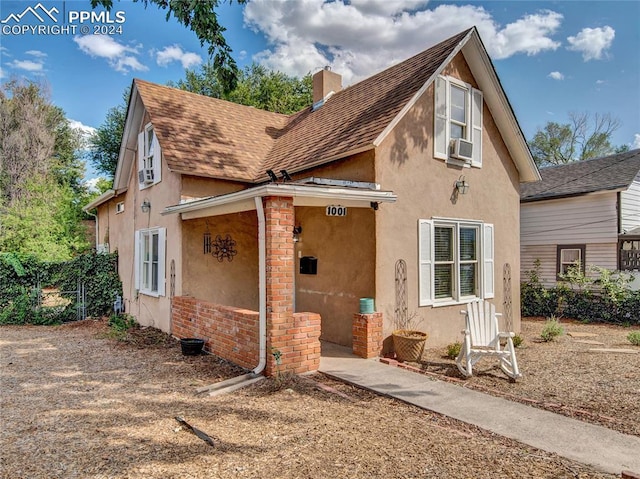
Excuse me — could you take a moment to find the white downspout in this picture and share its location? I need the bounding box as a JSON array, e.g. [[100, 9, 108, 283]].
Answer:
[[253, 196, 267, 375]]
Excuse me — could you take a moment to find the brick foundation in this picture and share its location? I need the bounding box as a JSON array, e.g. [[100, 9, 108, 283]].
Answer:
[[172, 296, 259, 370], [352, 312, 383, 358]]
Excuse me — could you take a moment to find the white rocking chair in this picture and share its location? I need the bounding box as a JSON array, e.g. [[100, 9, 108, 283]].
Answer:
[[456, 300, 521, 380]]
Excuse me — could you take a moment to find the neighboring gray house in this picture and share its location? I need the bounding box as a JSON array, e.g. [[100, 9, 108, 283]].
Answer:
[[520, 149, 640, 287]]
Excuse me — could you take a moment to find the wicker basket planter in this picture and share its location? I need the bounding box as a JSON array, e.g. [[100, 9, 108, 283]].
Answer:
[[392, 330, 428, 362]]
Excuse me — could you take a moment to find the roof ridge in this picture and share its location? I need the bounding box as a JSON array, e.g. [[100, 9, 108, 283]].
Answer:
[[134, 78, 290, 120], [539, 148, 640, 171]]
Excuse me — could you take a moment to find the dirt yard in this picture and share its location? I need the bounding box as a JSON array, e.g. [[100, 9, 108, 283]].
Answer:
[[418, 318, 640, 437], [0, 319, 635, 479]]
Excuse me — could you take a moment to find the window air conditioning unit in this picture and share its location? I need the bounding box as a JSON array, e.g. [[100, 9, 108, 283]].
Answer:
[[450, 138, 473, 163], [138, 168, 154, 184]]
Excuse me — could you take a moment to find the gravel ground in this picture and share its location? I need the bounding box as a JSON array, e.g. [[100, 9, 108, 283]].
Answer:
[[418, 318, 640, 437], [0, 319, 630, 479]]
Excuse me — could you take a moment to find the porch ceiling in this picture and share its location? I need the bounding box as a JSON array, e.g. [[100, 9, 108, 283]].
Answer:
[[161, 183, 397, 220]]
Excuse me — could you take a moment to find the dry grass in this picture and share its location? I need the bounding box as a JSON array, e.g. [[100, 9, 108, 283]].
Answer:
[[0, 318, 629, 478], [418, 318, 640, 437]]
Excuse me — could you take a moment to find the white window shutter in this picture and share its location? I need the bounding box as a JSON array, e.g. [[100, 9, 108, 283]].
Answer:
[[483, 223, 494, 299], [134, 230, 141, 291], [137, 131, 145, 188], [419, 220, 434, 306], [152, 131, 161, 184], [471, 88, 483, 167], [157, 228, 166, 297], [434, 76, 448, 160]]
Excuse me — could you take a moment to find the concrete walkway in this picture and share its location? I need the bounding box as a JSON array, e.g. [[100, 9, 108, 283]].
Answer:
[[319, 344, 640, 475]]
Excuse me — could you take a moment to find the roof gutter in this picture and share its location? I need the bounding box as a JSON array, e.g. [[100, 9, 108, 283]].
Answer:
[[161, 183, 397, 218], [83, 189, 116, 212]]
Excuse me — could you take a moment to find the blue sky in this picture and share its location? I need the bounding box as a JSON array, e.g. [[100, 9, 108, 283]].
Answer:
[[1, 0, 639, 183]]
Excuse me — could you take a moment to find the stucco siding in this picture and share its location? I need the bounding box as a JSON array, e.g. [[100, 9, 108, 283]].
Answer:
[[182, 213, 259, 310], [96, 124, 183, 333], [294, 206, 375, 346], [521, 193, 618, 246], [374, 52, 522, 347], [621, 179, 640, 232]]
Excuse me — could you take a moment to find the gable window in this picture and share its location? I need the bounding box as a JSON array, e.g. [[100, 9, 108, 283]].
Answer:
[[434, 75, 483, 167], [135, 227, 166, 296], [419, 219, 494, 306], [556, 244, 586, 279], [138, 123, 161, 189]]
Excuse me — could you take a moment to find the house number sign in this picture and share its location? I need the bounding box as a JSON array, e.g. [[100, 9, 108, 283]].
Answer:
[[326, 205, 347, 217]]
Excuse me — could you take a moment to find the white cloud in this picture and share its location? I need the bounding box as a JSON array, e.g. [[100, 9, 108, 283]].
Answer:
[[68, 119, 96, 136], [7, 59, 44, 72], [69, 119, 96, 150], [548, 71, 564, 80], [0, 66, 5, 79], [25, 50, 47, 58], [567, 26, 615, 61], [595, 79, 605, 85], [73, 35, 147, 73], [84, 177, 102, 192], [633, 134, 640, 150], [156, 45, 202, 69], [244, 1, 563, 85]]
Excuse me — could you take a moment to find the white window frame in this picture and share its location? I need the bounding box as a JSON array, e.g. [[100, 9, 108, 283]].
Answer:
[[419, 219, 494, 307], [115, 201, 124, 214], [434, 75, 483, 168], [137, 122, 161, 190], [134, 227, 166, 297]]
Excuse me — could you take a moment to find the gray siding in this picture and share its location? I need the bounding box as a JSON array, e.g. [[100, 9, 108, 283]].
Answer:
[[621, 179, 640, 232], [521, 193, 617, 246], [520, 243, 617, 287]]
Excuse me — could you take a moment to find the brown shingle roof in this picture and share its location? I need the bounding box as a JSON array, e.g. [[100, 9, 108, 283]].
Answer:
[[135, 79, 288, 182], [135, 29, 470, 183], [520, 149, 640, 202], [262, 29, 470, 178]]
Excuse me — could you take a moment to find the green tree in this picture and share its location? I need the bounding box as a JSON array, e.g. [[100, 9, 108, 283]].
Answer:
[[91, 0, 246, 92], [172, 62, 313, 114], [88, 87, 129, 179], [0, 80, 90, 260], [529, 112, 622, 167]]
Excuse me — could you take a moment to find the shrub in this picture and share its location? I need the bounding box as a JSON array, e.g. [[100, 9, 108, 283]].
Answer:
[[540, 316, 564, 342], [628, 331, 640, 346], [522, 261, 640, 326], [105, 313, 138, 340], [446, 342, 462, 359], [512, 335, 523, 348], [0, 252, 122, 325]]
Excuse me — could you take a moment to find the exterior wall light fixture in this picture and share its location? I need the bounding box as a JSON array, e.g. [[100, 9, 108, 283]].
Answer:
[[293, 226, 302, 243], [141, 199, 151, 213], [455, 176, 470, 195]]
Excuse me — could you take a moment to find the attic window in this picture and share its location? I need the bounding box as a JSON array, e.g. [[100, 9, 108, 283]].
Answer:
[[138, 122, 162, 189], [434, 75, 483, 168]]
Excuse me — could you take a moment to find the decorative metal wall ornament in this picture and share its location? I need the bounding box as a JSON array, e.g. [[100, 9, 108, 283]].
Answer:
[[203, 222, 211, 254], [503, 263, 513, 332], [212, 234, 237, 262], [395, 259, 408, 328], [170, 259, 176, 299]]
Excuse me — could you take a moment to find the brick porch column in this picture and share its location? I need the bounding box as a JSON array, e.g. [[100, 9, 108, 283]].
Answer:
[[352, 312, 383, 358], [263, 196, 320, 376]]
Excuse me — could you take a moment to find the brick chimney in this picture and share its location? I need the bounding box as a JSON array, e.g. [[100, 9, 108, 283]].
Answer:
[[312, 66, 342, 105]]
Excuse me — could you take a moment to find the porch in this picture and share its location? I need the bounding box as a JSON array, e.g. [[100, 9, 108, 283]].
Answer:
[[162, 180, 396, 376]]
